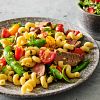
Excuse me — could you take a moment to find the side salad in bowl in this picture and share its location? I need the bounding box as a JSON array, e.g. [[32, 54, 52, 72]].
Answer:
[[79, 0, 100, 15]]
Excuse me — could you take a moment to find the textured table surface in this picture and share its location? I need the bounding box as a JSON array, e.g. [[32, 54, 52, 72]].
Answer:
[[0, 0, 100, 100]]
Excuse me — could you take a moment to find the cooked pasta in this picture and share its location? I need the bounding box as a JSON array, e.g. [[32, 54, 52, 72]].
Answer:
[[13, 74, 21, 85], [18, 27, 26, 34], [40, 75, 48, 89], [47, 76, 54, 84], [21, 72, 37, 94], [63, 43, 74, 50], [67, 32, 83, 40], [7, 71, 14, 82], [16, 36, 27, 46], [25, 22, 35, 31], [65, 64, 80, 78], [81, 42, 94, 52], [20, 57, 36, 67], [0, 80, 6, 86], [0, 74, 7, 80], [32, 56, 41, 63]]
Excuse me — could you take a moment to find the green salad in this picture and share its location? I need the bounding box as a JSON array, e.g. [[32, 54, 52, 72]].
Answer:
[[79, 0, 100, 15]]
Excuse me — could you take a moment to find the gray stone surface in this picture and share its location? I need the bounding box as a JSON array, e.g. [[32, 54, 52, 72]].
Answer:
[[0, 0, 100, 100]]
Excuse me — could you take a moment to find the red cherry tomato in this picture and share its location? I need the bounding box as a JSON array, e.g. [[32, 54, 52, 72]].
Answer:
[[73, 48, 84, 55], [39, 50, 56, 64], [15, 47, 25, 60], [0, 58, 6, 66], [56, 66, 62, 72], [87, 7, 95, 14], [1, 28, 10, 38], [95, 0, 100, 2], [74, 30, 80, 35], [56, 24, 64, 32]]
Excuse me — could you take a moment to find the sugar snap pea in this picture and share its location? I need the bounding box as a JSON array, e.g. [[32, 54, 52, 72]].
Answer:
[[72, 59, 90, 72], [4, 46, 25, 76], [49, 67, 63, 79], [62, 66, 70, 82], [27, 36, 46, 47]]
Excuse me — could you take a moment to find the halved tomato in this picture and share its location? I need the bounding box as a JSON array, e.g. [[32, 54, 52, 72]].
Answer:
[[39, 50, 56, 64], [87, 7, 95, 14], [1, 28, 10, 38], [56, 24, 64, 32], [56, 66, 62, 72], [0, 58, 6, 66], [73, 48, 85, 55], [15, 46, 25, 60]]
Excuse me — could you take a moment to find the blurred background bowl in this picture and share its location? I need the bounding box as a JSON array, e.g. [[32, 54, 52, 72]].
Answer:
[[77, 0, 100, 40]]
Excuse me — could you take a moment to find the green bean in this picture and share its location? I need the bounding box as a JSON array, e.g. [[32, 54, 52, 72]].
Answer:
[[72, 59, 90, 72], [1, 66, 7, 73], [28, 39, 46, 47], [49, 67, 63, 79]]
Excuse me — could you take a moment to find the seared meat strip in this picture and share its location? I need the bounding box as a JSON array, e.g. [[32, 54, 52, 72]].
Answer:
[[54, 51, 83, 66]]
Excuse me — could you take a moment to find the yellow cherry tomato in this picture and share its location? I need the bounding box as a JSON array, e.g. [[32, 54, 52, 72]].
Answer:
[[9, 24, 20, 35]]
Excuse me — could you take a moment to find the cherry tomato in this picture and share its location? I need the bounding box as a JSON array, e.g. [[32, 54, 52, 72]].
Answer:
[[0, 58, 6, 66], [74, 30, 80, 35], [56, 66, 62, 72], [39, 50, 56, 64], [9, 24, 20, 35], [1, 28, 10, 38], [73, 48, 84, 55], [15, 46, 25, 60], [87, 7, 95, 14], [32, 63, 45, 76], [56, 24, 64, 32], [95, 0, 100, 2]]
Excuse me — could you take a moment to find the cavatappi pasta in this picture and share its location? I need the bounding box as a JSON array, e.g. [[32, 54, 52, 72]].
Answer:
[[0, 22, 94, 94]]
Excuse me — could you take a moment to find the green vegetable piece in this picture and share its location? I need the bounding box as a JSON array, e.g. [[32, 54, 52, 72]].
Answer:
[[62, 66, 70, 82], [44, 27, 51, 32], [0, 43, 2, 47], [49, 67, 63, 79], [33, 39, 46, 47], [72, 59, 90, 72], [28, 38, 46, 47], [96, 3, 100, 15], [1, 66, 7, 73], [0, 38, 2, 46], [4, 46, 25, 76]]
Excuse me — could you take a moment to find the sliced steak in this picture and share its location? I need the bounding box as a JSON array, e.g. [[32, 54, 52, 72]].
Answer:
[[32, 64, 45, 77], [54, 51, 83, 66]]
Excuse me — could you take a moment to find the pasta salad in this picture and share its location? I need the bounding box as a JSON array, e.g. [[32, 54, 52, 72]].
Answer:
[[0, 21, 94, 94]]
